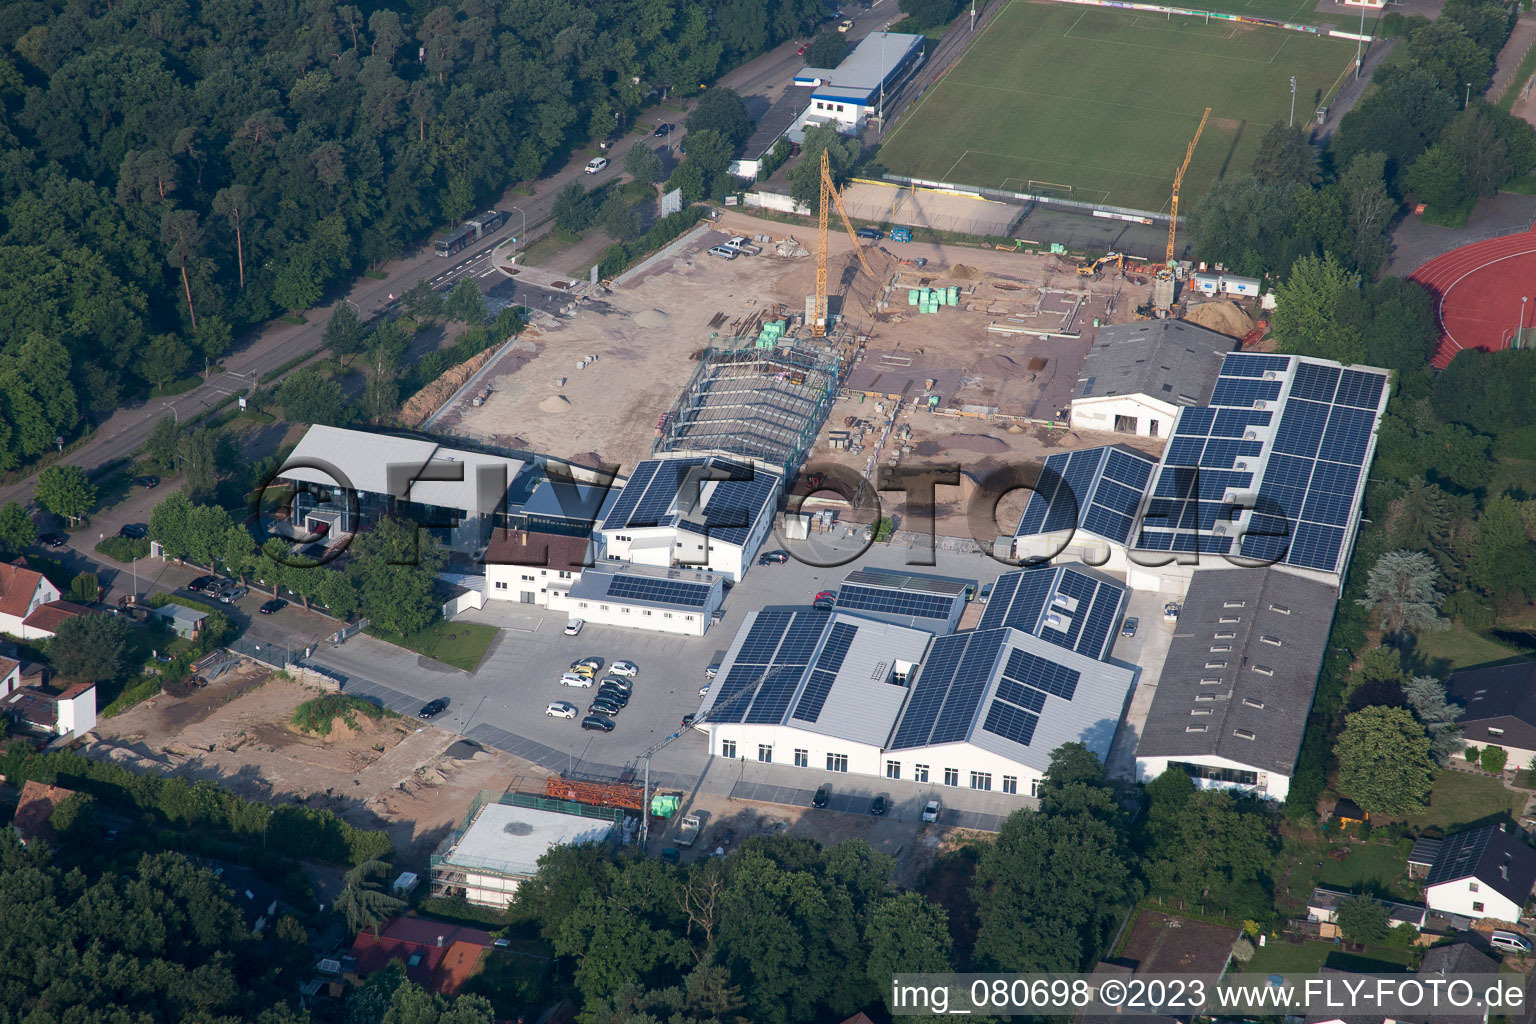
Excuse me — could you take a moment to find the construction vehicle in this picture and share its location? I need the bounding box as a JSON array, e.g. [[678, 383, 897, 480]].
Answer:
[[1077, 251, 1125, 278], [1165, 108, 1211, 270], [890, 226, 913, 243], [675, 814, 701, 847], [814, 149, 877, 337]]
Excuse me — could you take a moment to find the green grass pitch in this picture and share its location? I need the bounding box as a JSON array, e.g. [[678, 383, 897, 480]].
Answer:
[[879, 1, 1361, 213]]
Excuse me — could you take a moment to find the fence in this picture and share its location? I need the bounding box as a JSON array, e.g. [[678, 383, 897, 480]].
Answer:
[[881, 172, 1176, 229], [226, 635, 295, 669], [1413, 208, 1536, 265]]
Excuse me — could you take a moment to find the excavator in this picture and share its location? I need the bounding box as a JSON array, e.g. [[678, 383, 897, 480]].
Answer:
[[1076, 251, 1125, 278]]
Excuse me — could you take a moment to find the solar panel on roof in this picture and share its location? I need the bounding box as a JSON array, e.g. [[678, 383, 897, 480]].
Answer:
[[602, 460, 659, 529], [1002, 646, 1081, 700], [978, 568, 1054, 632], [838, 584, 960, 620], [1103, 449, 1155, 488], [843, 569, 967, 595], [1219, 353, 1291, 378], [1209, 378, 1283, 407], [605, 574, 712, 608], [889, 632, 969, 748], [743, 663, 806, 723], [1290, 361, 1341, 403], [1335, 368, 1387, 409], [930, 632, 1005, 744], [1175, 407, 1217, 436], [790, 622, 859, 723], [981, 700, 1038, 746]]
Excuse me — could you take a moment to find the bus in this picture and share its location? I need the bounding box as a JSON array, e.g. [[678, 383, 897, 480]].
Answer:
[[433, 225, 474, 257]]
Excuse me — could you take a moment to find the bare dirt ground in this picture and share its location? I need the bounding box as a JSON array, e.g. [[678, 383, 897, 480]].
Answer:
[[438, 209, 1165, 476], [84, 665, 525, 862]]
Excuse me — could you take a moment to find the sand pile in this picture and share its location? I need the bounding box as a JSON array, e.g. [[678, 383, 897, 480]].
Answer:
[[1183, 300, 1255, 339], [972, 354, 1022, 378], [634, 308, 670, 328], [951, 264, 979, 280], [539, 395, 570, 413]]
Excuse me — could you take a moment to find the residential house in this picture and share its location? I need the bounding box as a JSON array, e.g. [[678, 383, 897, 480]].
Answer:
[[483, 528, 594, 607], [3, 681, 97, 738], [11, 779, 78, 847], [19, 599, 90, 640], [0, 563, 61, 638], [1423, 824, 1536, 923], [344, 917, 494, 996], [1446, 660, 1536, 770]]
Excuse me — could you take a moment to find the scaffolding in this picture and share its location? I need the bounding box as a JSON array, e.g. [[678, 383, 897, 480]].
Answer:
[[653, 339, 851, 474]]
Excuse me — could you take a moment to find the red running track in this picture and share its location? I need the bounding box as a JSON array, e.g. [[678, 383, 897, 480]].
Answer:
[[1409, 229, 1536, 368]]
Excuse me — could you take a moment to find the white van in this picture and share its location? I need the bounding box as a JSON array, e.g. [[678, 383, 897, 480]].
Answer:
[[584, 157, 608, 174], [707, 244, 739, 260], [1490, 930, 1532, 954]]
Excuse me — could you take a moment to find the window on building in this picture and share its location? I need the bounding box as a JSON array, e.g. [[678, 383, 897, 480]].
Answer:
[[827, 752, 849, 772], [1488, 727, 1504, 736], [1269, 603, 1291, 614], [1253, 665, 1274, 676], [886, 760, 901, 779], [494, 581, 507, 590], [970, 772, 992, 791], [758, 744, 772, 763], [721, 740, 737, 759], [1260, 635, 1282, 646], [1473, 902, 1485, 913], [1223, 601, 1246, 609], [914, 764, 930, 783], [1214, 631, 1236, 640], [1210, 645, 1231, 653], [1234, 728, 1256, 740], [1470, 882, 1480, 892], [943, 768, 959, 787], [1002, 776, 1018, 794], [1205, 661, 1228, 669], [1030, 778, 1039, 797], [521, 574, 535, 582], [794, 749, 808, 767], [558, 571, 572, 579], [1172, 761, 1257, 786]]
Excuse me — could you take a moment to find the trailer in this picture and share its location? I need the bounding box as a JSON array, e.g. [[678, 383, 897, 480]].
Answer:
[[675, 814, 701, 847]]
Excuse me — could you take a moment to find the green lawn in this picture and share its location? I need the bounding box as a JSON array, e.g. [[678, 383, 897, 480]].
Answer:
[[1243, 939, 1414, 975], [1315, 842, 1409, 890], [367, 621, 498, 672], [1394, 768, 1523, 831], [1416, 623, 1528, 673], [880, 1, 1360, 212]]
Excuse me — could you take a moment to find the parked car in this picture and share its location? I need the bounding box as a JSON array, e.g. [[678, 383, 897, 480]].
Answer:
[[418, 698, 448, 719], [870, 795, 887, 816], [188, 575, 217, 593], [118, 523, 148, 539], [681, 713, 697, 729], [588, 700, 620, 717], [1491, 930, 1532, 954], [705, 663, 719, 679], [545, 701, 579, 719], [610, 660, 638, 677], [758, 549, 790, 565], [600, 677, 633, 694], [582, 715, 615, 732], [219, 586, 248, 603], [133, 475, 160, 489], [40, 532, 68, 548], [570, 664, 596, 678], [813, 590, 836, 610], [797, 44, 806, 54], [838, 18, 855, 31], [653, 122, 675, 137], [572, 657, 604, 672], [259, 598, 287, 615], [560, 673, 594, 688], [564, 618, 584, 636], [812, 785, 831, 809], [699, 684, 710, 697], [922, 799, 940, 823], [584, 157, 608, 174], [854, 226, 882, 240], [978, 582, 993, 604], [596, 686, 629, 706], [707, 244, 739, 260], [1121, 617, 1139, 638]]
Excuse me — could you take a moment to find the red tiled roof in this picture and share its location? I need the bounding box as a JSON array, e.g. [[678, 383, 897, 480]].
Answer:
[[0, 564, 47, 619], [347, 918, 494, 995], [22, 601, 91, 633], [13, 779, 76, 846], [56, 682, 94, 700], [485, 529, 591, 574], [0, 657, 18, 682]]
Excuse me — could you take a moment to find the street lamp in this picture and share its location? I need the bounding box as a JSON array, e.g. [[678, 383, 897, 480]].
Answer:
[[1289, 76, 1296, 128], [1466, 83, 1472, 109], [510, 206, 527, 258], [1355, 8, 1365, 80], [161, 402, 178, 425], [879, 30, 887, 133], [1522, 296, 1529, 348]]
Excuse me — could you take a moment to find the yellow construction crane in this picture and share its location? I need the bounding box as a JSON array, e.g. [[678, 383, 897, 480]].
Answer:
[[814, 148, 876, 338], [1166, 107, 1211, 268]]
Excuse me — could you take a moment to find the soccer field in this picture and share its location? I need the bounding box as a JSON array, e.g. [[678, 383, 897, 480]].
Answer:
[[879, 2, 1360, 214]]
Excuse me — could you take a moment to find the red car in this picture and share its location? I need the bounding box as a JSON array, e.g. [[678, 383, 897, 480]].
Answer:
[[813, 590, 836, 610], [797, 44, 806, 54]]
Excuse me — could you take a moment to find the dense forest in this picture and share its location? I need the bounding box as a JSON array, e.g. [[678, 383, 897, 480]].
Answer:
[[0, 0, 827, 470]]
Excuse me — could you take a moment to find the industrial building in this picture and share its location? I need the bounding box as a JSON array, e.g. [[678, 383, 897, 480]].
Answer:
[[1067, 319, 1234, 439], [550, 562, 726, 637], [834, 567, 974, 634], [1133, 566, 1335, 802], [1014, 352, 1393, 593], [597, 455, 781, 581], [483, 529, 595, 607], [430, 796, 619, 908], [793, 32, 926, 132], [696, 565, 1137, 795]]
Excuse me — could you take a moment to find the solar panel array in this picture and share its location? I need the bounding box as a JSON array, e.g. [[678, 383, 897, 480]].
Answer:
[[790, 621, 859, 723], [1014, 446, 1156, 545], [1135, 354, 1388, 574], [977, 566, 1126, 660], [709, 607, 833, 725], [980, 647, 1084, 747], [603, 572, 714, 608], [836, 572, 966, 623], [604, 457, 777, 546]]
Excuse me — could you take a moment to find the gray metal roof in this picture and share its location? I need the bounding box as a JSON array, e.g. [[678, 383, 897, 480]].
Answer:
[[796, 32, 925, 97], [741, 86, 814, 160], [1133, 567, 1336, 776], [1074, 320, 1234, 405]]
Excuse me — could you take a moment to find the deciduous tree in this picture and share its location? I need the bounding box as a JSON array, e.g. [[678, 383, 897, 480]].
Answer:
[[1334, 706, 1435, 815], [35, 464, 95, 523]]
